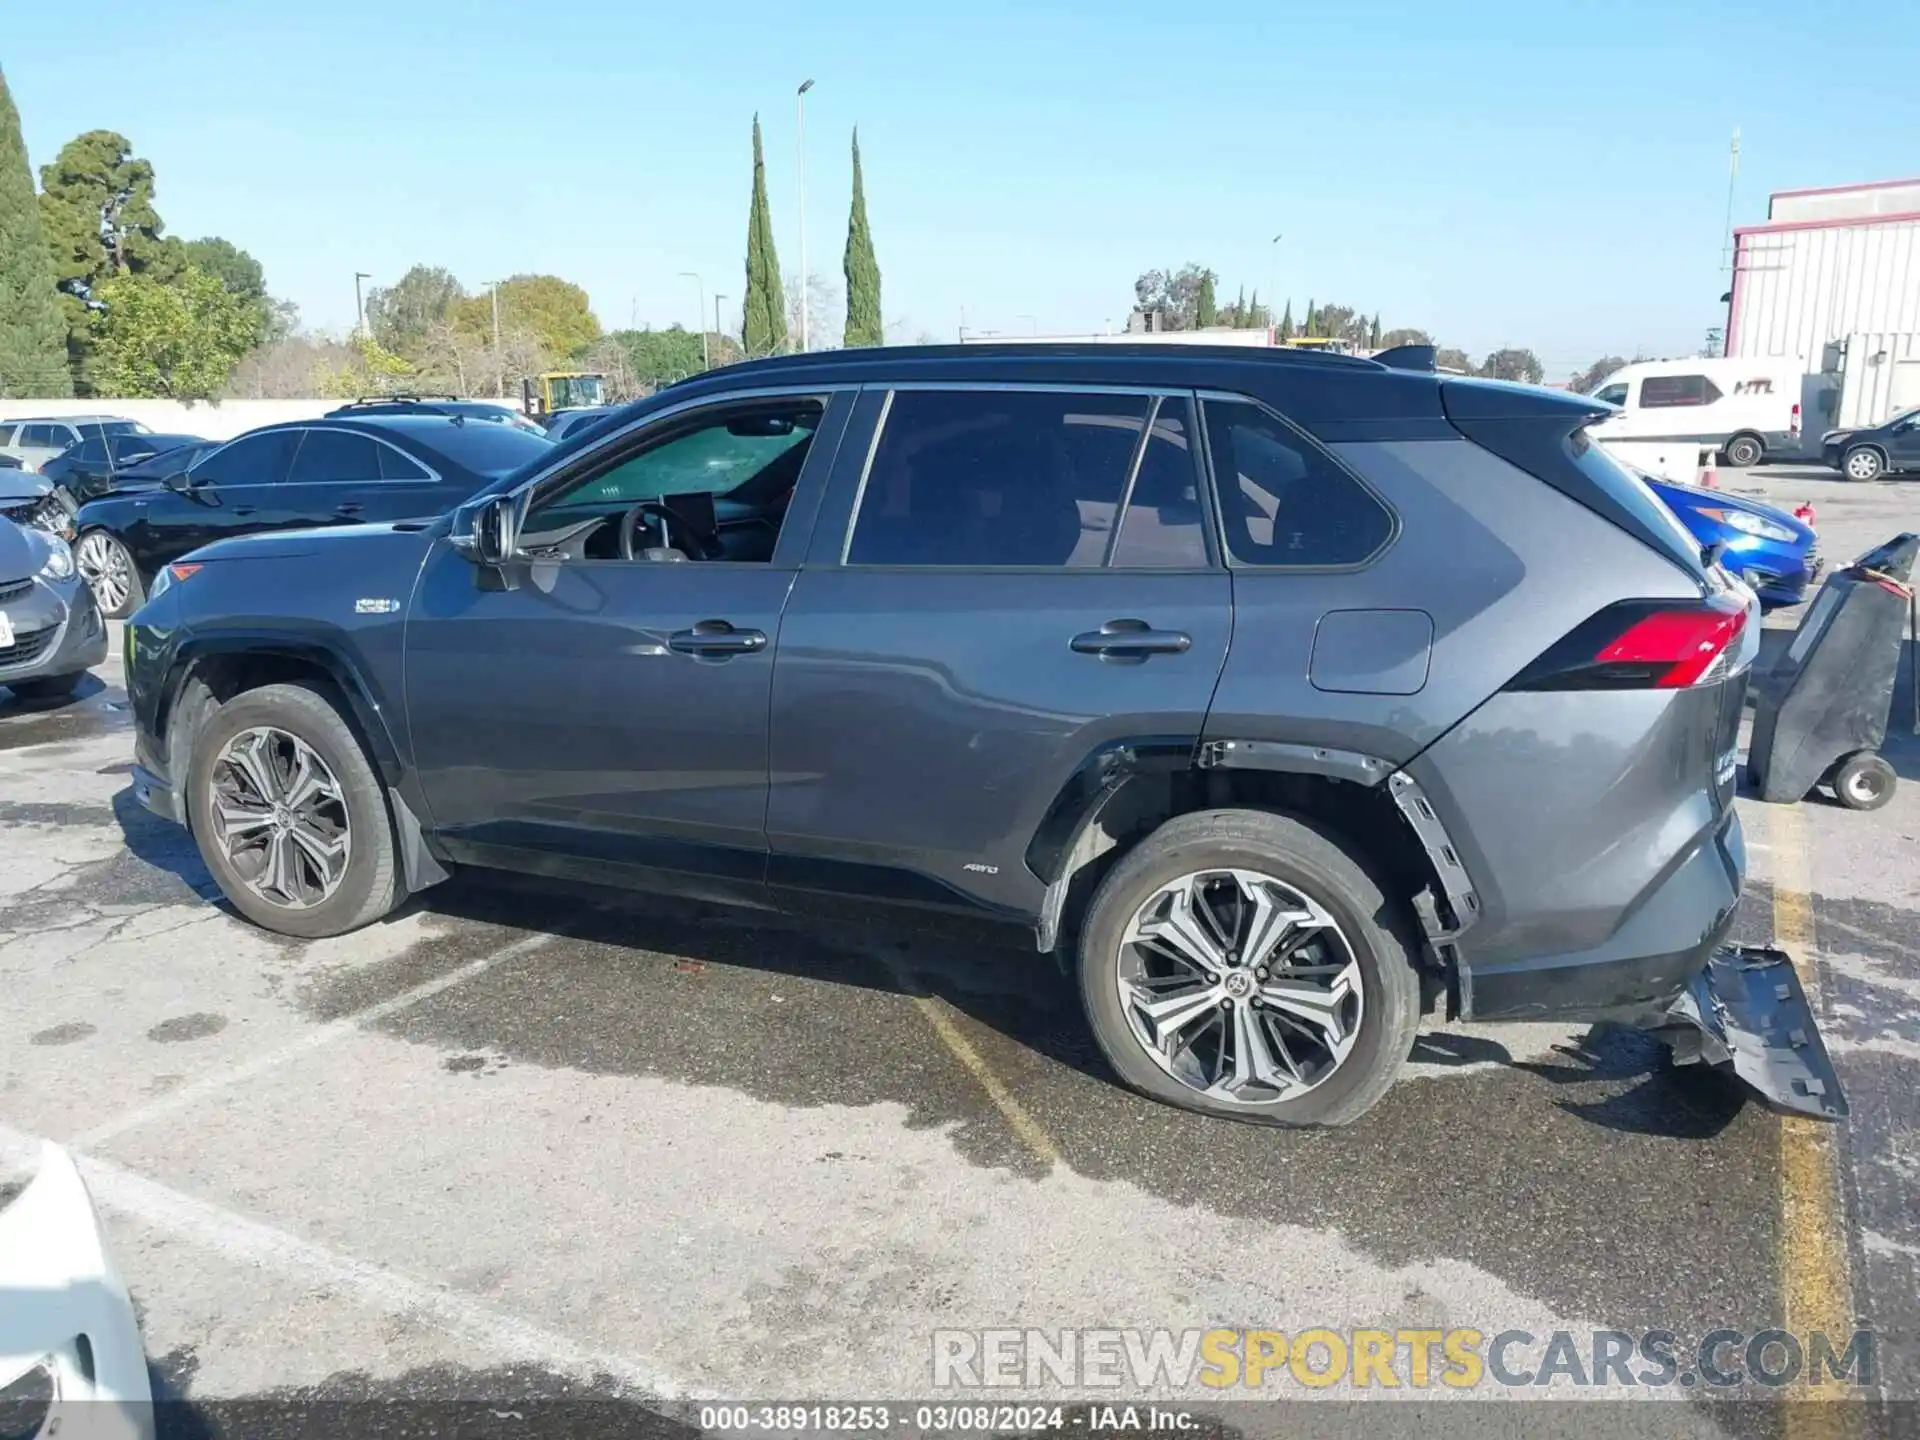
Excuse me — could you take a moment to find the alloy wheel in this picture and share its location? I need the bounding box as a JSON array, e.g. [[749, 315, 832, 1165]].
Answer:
[[1116, 868, 1363, 1105], [1845, 450, 1882, 481], [75, 532, 131, 614], [208, 727, 352, 910]]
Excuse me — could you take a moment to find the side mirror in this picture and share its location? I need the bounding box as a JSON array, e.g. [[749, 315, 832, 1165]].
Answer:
[[452, 494, 522, 565], [161, 470, 193, 493]]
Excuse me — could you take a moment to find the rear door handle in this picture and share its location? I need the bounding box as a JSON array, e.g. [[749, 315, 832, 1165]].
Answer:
[[232, 506, 256, 517], [667, 620, 768, 656], [1071, 619, 1192, 657], [335, 501, 363, 517]]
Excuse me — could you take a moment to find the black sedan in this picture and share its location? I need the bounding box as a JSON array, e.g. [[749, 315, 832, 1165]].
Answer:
[[72, 415, 553, 617], [40, 431, 210, 505], [1821, 407, 1920, 481]]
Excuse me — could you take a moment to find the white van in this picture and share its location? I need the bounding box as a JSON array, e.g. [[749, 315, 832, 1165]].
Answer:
[[1585, 358, 1836, 467]]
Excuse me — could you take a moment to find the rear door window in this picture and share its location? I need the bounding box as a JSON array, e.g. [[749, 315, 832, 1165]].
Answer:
[[1201, 399, 1395, 567], [20, 424, 59, 448], [1640, 375, 1723, 408], [847, 388, 1162, 567], [287, 428, 384, 484]]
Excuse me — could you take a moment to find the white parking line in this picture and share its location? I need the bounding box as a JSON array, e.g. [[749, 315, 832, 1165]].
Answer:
[[0, 1124, 688, 1401], [73, 931, 557, 1149]]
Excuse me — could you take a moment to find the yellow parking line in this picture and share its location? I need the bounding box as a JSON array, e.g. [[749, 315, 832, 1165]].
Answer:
[[913, 995, 1061, 1168], [1766, 800, 1856, 1423]]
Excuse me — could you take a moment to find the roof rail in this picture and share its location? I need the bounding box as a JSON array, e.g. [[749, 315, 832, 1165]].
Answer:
[[343, 394, 462, 406]]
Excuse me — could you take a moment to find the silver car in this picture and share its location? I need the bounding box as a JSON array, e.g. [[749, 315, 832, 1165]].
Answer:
[[0, 415, 149, 473], [0, 516, 108, 701]]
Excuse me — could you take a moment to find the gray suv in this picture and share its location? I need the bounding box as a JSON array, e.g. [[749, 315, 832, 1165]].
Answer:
[[122, 344, 1808, 1127]]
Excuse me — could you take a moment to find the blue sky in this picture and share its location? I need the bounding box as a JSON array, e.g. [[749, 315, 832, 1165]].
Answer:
[[8, 0, 1919, 378]]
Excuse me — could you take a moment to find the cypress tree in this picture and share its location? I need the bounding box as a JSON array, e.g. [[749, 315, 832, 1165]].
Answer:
[[1247, 289, 1260, 329], [1232, 284, 1246, 327], [1304, 299, 1318, 337], [1195, 271, 1217, 328], [742, 115, 788, 357], [842, 128, 882, 348], [1278, 301, 1293, 341], [1369, 313, 1382, 348], [0, 68, 71, 396]]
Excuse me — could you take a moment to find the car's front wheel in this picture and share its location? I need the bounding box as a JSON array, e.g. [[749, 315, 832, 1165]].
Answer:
[[1842, 446, 1886, 482], [75, 529, 144, 618], [185, 682, 402, 938], [1077, 808, 1422, 1127]]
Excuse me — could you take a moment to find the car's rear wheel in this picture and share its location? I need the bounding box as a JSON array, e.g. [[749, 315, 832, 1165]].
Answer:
[[1723, 434, 1764, 468], [185, 682, 402, 938], [75, 530, 143, 618], [6, 672, 83, 701], [1842, 446, 1885, 482], [1077, 809, 1421, 1127]]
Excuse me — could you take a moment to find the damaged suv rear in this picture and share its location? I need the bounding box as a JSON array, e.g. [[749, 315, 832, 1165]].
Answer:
[[123, 342, 1840, 1127]]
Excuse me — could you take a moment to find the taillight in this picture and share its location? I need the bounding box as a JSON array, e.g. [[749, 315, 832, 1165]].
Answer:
[[1790, 402, 1802, 437], [1507, 596, 1749, 691]]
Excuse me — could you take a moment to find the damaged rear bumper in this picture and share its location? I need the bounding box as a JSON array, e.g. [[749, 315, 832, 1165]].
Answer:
[[1655, 944, 1847, 1120]]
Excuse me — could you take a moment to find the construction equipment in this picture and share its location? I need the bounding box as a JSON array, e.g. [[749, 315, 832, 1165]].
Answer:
[[520, 372, 606, 418]]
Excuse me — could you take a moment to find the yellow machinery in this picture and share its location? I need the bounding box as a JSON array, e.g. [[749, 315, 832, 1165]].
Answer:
[[520, 371, 606, 417]]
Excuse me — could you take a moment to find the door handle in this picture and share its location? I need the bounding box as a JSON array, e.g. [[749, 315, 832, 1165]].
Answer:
[[335, 502, 363, 517], [667, 620, 768, 656], [232, 505, 256, 517], [1071, 619, 1192, 657]]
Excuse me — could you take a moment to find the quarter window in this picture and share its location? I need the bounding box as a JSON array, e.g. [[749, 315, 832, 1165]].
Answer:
[[848, 389, 1164, 568], [1202, 400, 1394, 568], [1640, 374, 1723, 408]]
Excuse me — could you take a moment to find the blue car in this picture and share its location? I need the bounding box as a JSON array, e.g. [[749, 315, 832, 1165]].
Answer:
[[1643, 476, 1819, 609]]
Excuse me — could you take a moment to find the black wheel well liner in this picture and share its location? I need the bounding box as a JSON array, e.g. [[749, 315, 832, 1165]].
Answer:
[[1028, 737, 1479, 1002], [158, 640, 405, 791]]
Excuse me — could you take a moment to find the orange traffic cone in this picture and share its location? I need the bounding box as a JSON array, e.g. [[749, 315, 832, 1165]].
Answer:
[[1697, 448, 1719, 489]]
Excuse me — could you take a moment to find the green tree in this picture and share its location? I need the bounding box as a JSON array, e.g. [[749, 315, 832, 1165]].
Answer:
[[0, 67, 69, 397], [1380, 327, 1433, 348], [1277, 301, 1293, 341], [365, 264, 467, 358], [1369, 313, 1382, 348], [1479, 347, 1544, 384], [1246, 289, 1266, 329], [455, 273, 600, 368], [1195, 271, 1218, 328], [180, 236, 271, 345], [1434, 346, 1473, 372], [89, 264, 257, 398], [842, 128, 883, 348], [39, 130, 179, 378], [742, 115, 788, 357], [1303, 300, 1317, 337]]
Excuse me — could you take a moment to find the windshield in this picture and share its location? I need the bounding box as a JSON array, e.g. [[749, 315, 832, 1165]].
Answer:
[[417, 422, 554, 476], [553, 375, 604, 408], [100, 420, 150, 435]]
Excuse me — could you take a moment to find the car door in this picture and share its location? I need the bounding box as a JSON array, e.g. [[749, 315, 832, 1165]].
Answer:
[[766, 385, 1233, 920], [1886, 413, 1920, 472], [404, 387, 853, 898], [122, 428, 300, 572]]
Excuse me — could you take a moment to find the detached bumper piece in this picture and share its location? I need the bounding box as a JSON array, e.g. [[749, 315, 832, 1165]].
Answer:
[[1660, 945, 1847, 1120]]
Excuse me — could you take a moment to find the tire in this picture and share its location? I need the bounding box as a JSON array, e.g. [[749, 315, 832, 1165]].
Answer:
[[75, 529, 145, 619], [1723, 434, 1764, 468], [1829, 751, 1896, 812], [1077, 808, 1422, 1128], [184, 681, 402, 938], [1842, 446, 1885, 483], [7, 672, 83, 701]]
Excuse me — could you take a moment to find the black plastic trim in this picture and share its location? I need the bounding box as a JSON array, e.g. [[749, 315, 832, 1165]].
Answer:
[[1024, 735, 1199, 884], [1196, 738, 1392, 787]]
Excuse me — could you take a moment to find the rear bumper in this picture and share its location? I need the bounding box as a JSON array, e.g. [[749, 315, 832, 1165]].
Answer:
[[1656, 945, 1846, 1119], [132, 762, 180, 824], [1461, 806, 1745, 1022]]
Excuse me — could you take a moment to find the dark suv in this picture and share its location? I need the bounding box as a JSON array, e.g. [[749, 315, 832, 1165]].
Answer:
[[124, 344, 1773, 1127]]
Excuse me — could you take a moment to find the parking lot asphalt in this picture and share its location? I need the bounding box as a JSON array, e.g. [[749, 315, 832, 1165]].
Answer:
[[1, 470, 1915, 1432]]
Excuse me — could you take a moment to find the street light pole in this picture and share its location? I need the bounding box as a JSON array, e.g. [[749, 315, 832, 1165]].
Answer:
[[1268, 234, 1282, 341], [353, 271, 371, 340], [796, 78, 815, 353], [714, 294, 728, 355], [490, 282, 503, 398], [678, 272, 709, 369]]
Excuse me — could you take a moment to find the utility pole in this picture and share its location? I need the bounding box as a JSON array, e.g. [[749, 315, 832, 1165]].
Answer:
[[679, 272, 709, 369], [353, 271, 371, 340], [796, 78, 815, 352], [1267, 234, 1282, 339], [1721, 127, 1741, 274], [491, 281, 503, 399], [714, 294, 728, 354]]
